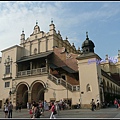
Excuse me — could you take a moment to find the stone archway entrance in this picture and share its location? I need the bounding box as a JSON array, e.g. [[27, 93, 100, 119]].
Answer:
[[31, 82, 44, 102], [16, 84, 28, 108]]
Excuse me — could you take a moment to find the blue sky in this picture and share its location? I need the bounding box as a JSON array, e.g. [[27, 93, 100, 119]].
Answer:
[[0, 1, 120, 59]]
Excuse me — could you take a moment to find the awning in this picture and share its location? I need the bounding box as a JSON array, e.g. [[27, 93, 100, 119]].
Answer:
[[49, 63, 60, 69], [49, 63, 77, 73], [61, 66, 77, 73], [17, 51, 53, 63]]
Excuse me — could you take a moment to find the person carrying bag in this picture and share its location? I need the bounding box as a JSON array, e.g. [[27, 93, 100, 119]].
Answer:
[[49, 102, 57, 119]]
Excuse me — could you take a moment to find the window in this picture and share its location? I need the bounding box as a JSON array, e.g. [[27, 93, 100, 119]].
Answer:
[[5, 82, 10, 88], [5, 65, 10, 74], [61, 74, 66, 80], [4, 56, 12, 76], [86, 84, 91, 92], [34, 48, 37, 54]]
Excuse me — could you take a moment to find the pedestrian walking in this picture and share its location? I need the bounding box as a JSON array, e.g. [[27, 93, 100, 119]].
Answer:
[[8, 101, 13, 118], [4, 103, 9, 118], [49, 102, 57, 119], [96, 100, 100, 110], [90, 99, 95, 111], [114, 98, 118, 109]]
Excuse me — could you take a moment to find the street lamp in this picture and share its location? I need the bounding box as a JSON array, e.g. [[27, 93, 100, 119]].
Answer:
[[9, 88, 12, 101], [42, 82, 48, 116], [80, 92, 84, 108], [67, 87, 68, 103]]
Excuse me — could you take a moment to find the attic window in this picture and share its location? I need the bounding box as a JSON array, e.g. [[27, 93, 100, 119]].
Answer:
[[34, 48, 37, 54]]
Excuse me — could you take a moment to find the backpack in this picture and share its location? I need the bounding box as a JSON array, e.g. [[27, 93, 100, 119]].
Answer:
[[35, 107, 41, 118], [114, 100, 117, 104], [8, 104, 13, 111]]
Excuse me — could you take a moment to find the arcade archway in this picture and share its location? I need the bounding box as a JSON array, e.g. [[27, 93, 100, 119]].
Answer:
[[16, 84, 28, 108], [31, 82, 44, 102]]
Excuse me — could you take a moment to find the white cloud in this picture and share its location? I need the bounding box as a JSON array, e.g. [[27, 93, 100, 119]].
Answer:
[[0, 1, 120, 57]]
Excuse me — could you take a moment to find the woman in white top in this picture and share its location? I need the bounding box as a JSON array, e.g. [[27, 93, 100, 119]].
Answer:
[[27, 102, 29, 110], [4, 103, 9, 118]]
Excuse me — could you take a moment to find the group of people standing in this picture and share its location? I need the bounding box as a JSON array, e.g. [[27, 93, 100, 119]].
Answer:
[[28, 100, 58, 119], [3, 101, 13, 118], [90, 99, 100, 111], [114, 98, 120, 109]]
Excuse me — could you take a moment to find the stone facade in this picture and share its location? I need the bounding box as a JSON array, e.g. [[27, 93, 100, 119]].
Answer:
[[0, 21, 120, 109]]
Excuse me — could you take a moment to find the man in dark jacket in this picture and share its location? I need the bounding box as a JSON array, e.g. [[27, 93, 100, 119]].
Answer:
[[8, 102, 13, 118]]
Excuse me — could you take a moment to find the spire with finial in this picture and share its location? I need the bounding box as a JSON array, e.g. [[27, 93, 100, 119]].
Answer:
[[49, 18, 55, 32], [72, 43, 75, 46], [86, 31, 89, 40], [22, 28, 24, 34], [66, 36, 68, 40], [51, 18, 53, 24], [118, 50, 120, 57], [58, 30, 60, 34], [36, 20, 38, 25], [21, 28, 25, 44], [78, 46, 81, 53]]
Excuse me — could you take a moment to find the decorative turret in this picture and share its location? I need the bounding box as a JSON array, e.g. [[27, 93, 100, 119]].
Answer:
[[66, 36, 68, 40], [118, 50, 120, 58], [20, 29, 25, 44], [82, 32, 95, 54], [49, 18, 56, 31], [77, 47, 81, 54], [33, 20, 40, 34], [105, 54, 108, 60]]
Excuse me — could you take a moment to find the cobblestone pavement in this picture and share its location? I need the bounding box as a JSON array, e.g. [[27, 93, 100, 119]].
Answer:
[[0, 106, 120, 119]]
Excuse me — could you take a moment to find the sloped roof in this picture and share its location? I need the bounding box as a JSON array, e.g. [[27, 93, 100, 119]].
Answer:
[[17, 51, 53, 63]]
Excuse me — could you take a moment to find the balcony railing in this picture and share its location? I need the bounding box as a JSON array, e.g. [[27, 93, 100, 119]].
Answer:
[[17, 67, 47, 77], [48, 73, 80, 92]]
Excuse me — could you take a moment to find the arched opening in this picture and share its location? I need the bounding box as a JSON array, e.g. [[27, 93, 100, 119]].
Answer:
[[16, 84, 28, 108], [31, 82, 44, 102]]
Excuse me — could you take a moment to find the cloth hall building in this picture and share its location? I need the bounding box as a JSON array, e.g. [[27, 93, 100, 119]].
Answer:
[[0, 21, 120, 109]]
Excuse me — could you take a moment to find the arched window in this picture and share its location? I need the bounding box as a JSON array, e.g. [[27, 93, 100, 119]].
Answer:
[[86, 84, 91, 92], [34, 48, 37, 54]]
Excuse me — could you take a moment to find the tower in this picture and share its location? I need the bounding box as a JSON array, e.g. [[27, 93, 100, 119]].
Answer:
[[20, 29, 25, 44], [76, 32, 103, 108]]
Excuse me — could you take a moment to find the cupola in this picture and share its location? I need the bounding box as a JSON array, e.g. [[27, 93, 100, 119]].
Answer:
[[82, 32, 95, 54]]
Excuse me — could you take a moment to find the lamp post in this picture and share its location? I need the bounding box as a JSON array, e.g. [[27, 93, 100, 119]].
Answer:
[[80, 92, 84, 108], [42, 82, 48, 116], [9, 88, 12, 101], [66, 82, 68, 104], [67, 87, 68, 103], [99, 81, 104, 103]]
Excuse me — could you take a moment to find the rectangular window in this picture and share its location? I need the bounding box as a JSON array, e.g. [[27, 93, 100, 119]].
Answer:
[[5, 82, 10, 88], [6, 65, 10, 74]]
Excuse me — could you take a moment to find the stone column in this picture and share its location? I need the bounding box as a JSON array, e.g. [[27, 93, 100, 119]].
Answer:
[[28, 91, 31, 103]]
